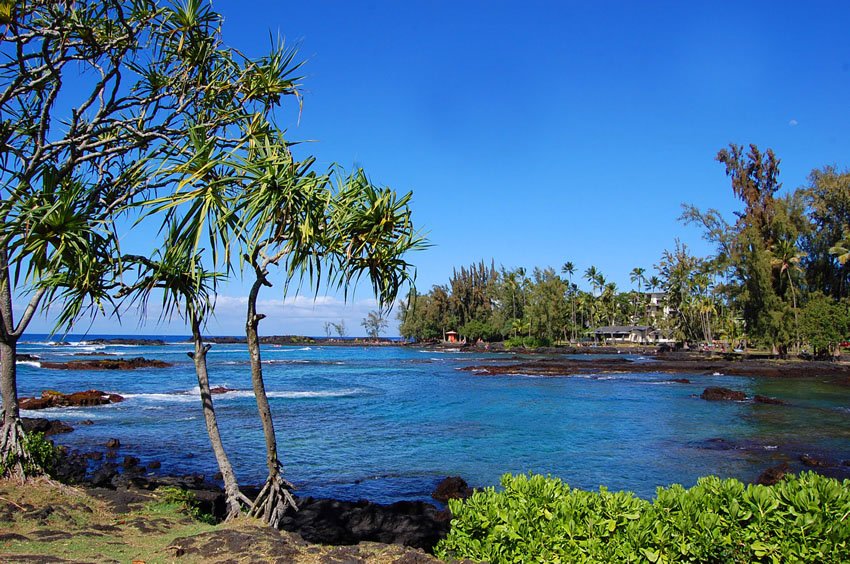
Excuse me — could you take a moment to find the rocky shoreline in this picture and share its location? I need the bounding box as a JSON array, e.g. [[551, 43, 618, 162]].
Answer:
[[18, 396, 850, 560], [21, 416, 469, 555], [460, 351, 850, 381]]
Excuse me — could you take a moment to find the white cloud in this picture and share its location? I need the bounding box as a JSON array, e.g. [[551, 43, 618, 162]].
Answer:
[[19, 292, 403, 338], [788, 119, 799, 126]]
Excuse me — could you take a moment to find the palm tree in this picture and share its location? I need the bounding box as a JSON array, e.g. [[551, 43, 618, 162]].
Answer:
[[0, 178, 119, 478], [561, 262, 576, 342], [630, 267, 646, 323], [647, 275, 661, 292], [122, 234, 250, 521], [0, 0, 223, 479], [234, 126, 320, 525], [237, 129, 425, 525], [583, 266, 600, 295], [603, 281, 618, 326], [772, 238, 806, 349]]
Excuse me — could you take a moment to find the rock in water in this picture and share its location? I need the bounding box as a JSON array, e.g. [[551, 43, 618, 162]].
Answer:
[[800, 454, 830, 467], [21, 417, 73, 435], [39, 357, 172, 370], [19, 390, 124, 410], [756, 462, 790, 485], [754, 395, 786, 405], [29, 390, 121, 410], [431, 476, 473, 503], [700, 387, 746, 401]]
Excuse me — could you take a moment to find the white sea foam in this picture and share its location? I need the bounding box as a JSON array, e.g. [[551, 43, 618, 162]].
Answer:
[[122, 387, 366, 402], [266, 346, 313, 353], [16, 360, 42, 368], [121, 392, 198, 403], [266, 389, 362, 399], [20, 407, 103, 418]]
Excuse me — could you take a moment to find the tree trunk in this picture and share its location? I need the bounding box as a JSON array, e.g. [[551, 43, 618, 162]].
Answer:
[[789, 273, 800, 352], [1, 338, 19, 424], [190, 317, 248, 520], [246, 272, 296, 528], [0, 337, 32, 479]]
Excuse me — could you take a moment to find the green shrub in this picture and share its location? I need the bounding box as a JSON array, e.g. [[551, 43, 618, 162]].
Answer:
[[460, 320, 500, 342], [436, 472, 850, 563], [149, 486, 216, 524], [0, 431, 58, 476], [504, 336, 551, 349]]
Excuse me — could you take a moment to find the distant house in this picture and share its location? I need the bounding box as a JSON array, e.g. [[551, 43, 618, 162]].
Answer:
[[445, 330, 459, 343], [646, 292, 674, 321], [593, 325, 657, 344]]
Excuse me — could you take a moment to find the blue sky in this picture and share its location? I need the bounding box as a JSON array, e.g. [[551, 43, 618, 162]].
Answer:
[[24, 1, 850, 336]]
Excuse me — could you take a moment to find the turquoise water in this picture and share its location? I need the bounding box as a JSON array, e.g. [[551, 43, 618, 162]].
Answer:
[[15, 336, 850, 503]]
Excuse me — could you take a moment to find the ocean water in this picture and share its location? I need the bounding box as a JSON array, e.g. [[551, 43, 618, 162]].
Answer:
[[15, 335, 850, 504]]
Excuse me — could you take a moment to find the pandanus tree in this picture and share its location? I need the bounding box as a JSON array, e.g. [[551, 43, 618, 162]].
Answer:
[[0, 0, 220, 478], [0, 176, 119, 477], [121, 233, 250, 520], [235, 137, 425, 525]]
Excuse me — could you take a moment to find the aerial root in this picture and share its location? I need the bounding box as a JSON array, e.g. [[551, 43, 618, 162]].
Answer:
[[249, 468, 297, 529], [223, 483, 253, 522], [0, 419, 36, 482]]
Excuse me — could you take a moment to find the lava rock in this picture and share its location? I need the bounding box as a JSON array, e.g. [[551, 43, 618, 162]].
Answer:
[[754, 395, 786, 405], [800, 454, 830, 467], [21, 417, 73, 436], [89, 463, 119, 488], [105, 438, 120, 449], [52, 449, 88, 484], [39, 357, 172, 370], [701, 387, 747, 401], [280, 497, 451, 551], [19, 390, 124, 410], [756, 462, 790, 485], [210, 386, 235, 395], [122, 455, 141, 469], [15, 353, 40, 362], [147, 460, 161, 470], [431, 476, 473, 503]]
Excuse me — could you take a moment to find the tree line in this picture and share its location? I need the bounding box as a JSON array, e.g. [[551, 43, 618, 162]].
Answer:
[[0, 0, 424, 528], [400, 145, 850, 357]]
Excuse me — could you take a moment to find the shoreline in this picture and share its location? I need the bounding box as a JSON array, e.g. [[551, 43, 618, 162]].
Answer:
[[459, 352, 850, 380]]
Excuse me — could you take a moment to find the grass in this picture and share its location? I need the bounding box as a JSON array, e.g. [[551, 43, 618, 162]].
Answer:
[[0, 477, 217, 563], [0, 477, 440, 563]]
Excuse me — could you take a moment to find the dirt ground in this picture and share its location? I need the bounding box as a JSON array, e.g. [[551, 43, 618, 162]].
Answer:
[[0, 478, 445, 563]]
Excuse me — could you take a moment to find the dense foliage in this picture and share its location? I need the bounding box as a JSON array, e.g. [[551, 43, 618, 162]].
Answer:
[[401, 147, 850, 354], [436, 472, 850, 563], [0, 0, 424, 521]]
